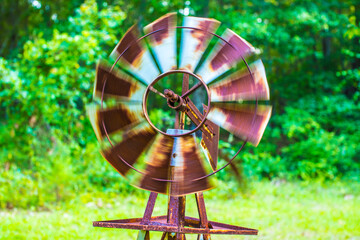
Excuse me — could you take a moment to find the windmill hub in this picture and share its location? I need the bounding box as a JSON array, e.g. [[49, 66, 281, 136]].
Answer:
[[164, 89, 179, 102], [164, 89, 186, 111]]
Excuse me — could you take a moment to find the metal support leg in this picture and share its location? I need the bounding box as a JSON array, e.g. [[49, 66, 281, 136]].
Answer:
[[195, 192, 211, 240]]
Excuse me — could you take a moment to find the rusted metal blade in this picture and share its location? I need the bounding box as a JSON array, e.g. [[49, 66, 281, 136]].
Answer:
[[179, 16, 220, 71], [169, 131, 213, 196], [139, 134, 175, 194], [210, 60, 270, 102], [88, 103, 144, 141], [111, 24, 159, 85], [93, 61, 146, 101], [101, 123, 157, 176], [144, 13, 177, 72], [207, 103, 272, 146], [197, 29, 255, 84]]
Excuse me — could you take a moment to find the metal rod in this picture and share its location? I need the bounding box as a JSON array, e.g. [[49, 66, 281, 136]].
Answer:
[[150, 86, 167, 99], [181, 82, 202, 98]]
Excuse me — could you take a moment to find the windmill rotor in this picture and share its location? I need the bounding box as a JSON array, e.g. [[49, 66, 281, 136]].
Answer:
[[88, 12, 272, 197]]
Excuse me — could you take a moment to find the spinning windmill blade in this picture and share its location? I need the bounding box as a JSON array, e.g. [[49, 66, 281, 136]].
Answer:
[[89, 12, 271, 197], [144, 12, 177, 72], [93, 61, 146, 102], [206, 59, 272, 146], [100, 122, 158, 177], [111, 24, 159, 84], [179, 16, 220, 71], [88, 102, 144, 141], [207, 103, 272, 146], [210, 60, 270, 102], [196, 29, 256, 84]]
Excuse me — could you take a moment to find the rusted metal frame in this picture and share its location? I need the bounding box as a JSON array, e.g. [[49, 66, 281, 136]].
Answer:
[[202, 104, 220, 170], [195, 193, 209, 229], [182, 98, 219, 170], [93, 215, 257, 235], [184, 98, 213, 139], [184, 217, 212, 228], [165, 73, 188, 239], [174, 111, 180, 130], [195, 193, 211, 240], [141, 192, 158, 225], [175, 74, 189, 240], [167, 196, 179, 225], [180, 74, 189, 129]]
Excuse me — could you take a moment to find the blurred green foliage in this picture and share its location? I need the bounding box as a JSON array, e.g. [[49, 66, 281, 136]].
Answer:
[[1, 0, 360, 209]]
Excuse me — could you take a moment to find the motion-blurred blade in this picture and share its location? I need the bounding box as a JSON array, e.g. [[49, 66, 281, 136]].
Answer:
[[210, 60, 270, 102], [111, 25, 159, 84], [94, 61, 146, 101], [207, 103, 272, 146], [139, 134, 175, 194], [88, 103, 144, 141], [168, 130, 213, 196], [197, 29, 255, 84], [144, 13, 177, 72], [101, 123, 157, 176], [179, 16, 220, 71]]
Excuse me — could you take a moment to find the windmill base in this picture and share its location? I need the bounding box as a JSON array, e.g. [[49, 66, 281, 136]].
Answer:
[[93, 192, 258, 239], [93, 215, 257, 236]]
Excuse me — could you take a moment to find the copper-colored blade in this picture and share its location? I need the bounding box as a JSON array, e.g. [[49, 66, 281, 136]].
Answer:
[[101, 124, 157, 176], [139, 135, 174, 194], [210, 60, 270, 102], [170, 134, 213, 196], [88, 103, 143, 141], [111, 25, 159, 84], [197, 29, 255, 84], [179, 16, 220, 71], [144, 13, 177, 72], [207, 103, 272, 146], [94, 61, 146, 101]]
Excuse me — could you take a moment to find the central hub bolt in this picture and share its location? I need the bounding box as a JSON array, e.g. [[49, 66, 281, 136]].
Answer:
[[164, 89, 179, 103], [164, 89, 186, 111]]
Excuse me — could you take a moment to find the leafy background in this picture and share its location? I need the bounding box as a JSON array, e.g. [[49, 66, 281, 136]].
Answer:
[[0, 0, 359, 239]]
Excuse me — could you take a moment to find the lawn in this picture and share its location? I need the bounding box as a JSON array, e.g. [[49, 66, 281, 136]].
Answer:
[[1, 181, 359, 240]]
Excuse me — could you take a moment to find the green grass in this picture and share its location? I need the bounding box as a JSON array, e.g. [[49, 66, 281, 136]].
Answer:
[[1, 181, 359, 240]]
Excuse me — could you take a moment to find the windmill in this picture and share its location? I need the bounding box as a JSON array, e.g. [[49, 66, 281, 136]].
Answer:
[[88, 13, 271, 240]]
